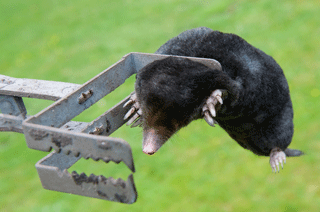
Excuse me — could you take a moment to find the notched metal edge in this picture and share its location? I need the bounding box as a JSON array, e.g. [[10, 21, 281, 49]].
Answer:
[[23, 122, 135, 172], [36, 152, 137, 204]]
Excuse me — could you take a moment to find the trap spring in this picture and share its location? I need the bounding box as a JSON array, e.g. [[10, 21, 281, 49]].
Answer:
[[0, 53, 221, 204]]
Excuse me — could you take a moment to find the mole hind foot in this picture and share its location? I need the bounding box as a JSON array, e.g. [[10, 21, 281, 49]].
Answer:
[[270, 148, 286, 173], [202, 89, 225, 126], [123, 92, 142, 127]]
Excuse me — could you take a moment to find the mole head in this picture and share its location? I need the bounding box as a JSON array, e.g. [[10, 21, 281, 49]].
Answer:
[[135, 57, 214, 155], [141, 106, 181, 155]]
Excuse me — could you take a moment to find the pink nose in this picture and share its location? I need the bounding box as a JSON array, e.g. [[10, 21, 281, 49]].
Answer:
[[142, 128, 162, 155], [142, 143, 157, 155]]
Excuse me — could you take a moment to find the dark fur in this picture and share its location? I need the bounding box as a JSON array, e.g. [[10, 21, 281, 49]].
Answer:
[[136, 27, 302, 156]]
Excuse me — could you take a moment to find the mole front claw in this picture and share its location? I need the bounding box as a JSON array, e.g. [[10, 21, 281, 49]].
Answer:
[[127, 113, 139, 126], [203, 110, 215, 127], [270, 148, 286, 173], [202, 89, 225, 127], [123, 93, 138, 109], [123, 93, 142, 127]]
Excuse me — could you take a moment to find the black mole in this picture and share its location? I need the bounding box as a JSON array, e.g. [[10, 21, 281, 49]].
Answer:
[[124, 27, 303, 172]]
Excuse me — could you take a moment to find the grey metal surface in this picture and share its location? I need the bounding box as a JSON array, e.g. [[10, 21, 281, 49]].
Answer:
[[0, 52, 222, 204], [1, 71, 137, 203], [0, 74, 81, 101], [0, 95, 27, 133], [131, 52, 222, 72], [24, 123, 135, 172], [36, 152, 137, 204], [0, 114, 25, 133], [0, 95, 27, 117], [24, 54, 136, 128], [82, 94, 133, 136]]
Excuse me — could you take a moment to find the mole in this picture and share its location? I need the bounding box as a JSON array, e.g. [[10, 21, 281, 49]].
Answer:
[[123, 27, 303, 173]]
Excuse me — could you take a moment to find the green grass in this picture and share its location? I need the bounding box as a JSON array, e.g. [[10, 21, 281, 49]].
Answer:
[[1, 0, 320, 211]]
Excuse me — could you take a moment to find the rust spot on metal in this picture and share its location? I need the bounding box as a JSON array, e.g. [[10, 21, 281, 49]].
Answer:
[[78, 89, 93, 104], [52, 133, 72, 147], [29, 129, 49, 140], [89, 125, 104, 135]]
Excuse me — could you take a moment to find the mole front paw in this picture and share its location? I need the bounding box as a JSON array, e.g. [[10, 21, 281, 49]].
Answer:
[[202, 89, 224, 127], [123, 92, 142, 127], [270, 148, 286, 173]]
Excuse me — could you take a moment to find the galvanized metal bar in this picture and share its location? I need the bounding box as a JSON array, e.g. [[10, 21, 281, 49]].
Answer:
[[36, 152, 137, 204], [0, 95, 27, 133], [23, 122, 135, 172], [82, 94, 133, 136], [0, 95, 27, 118], [0, 114, 25, 133], [131, 52, 222, 73], [0, 114, 89, 134], [0, 74, 81, 101], [60, 121, 90, 133], [39, 151, 81, 170], [25, 54, 136, 128]]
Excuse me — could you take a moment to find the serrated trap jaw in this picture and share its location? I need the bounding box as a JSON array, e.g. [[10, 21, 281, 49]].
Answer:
[[0, 75, 137, 204]]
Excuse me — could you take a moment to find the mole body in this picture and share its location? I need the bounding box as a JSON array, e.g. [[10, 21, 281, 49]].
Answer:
[[124, 27, 303, 172]]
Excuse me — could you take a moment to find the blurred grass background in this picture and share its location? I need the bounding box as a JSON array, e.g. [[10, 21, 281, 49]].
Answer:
[[1, 0, 319, 211]]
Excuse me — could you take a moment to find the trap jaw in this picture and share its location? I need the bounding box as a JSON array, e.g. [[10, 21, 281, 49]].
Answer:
[[0, 53, 222, 204]]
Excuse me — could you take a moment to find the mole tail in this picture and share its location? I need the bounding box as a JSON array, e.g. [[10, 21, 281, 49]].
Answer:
[[284, 148, 304, 157]]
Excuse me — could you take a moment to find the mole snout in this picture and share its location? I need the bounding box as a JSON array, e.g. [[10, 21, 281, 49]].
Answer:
[[142, 128, 166, 155], [142, 146, 156, 155]]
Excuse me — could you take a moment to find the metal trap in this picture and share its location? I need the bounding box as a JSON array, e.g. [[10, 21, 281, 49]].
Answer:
[[0, 53, 221, 204]]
